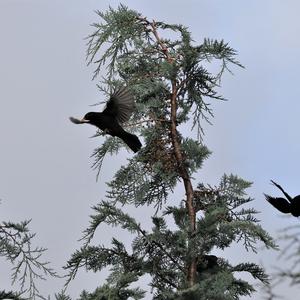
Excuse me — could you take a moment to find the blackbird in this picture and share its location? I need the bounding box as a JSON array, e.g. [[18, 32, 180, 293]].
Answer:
[[70, 86, 142, 153], [264, 180, 300, 217]]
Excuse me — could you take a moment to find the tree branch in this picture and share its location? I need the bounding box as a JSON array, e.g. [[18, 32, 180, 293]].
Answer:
[[139, 16, 197, 287]]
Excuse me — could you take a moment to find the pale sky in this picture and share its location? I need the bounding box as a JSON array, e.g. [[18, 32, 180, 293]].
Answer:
[[1, 1, 300, 299]]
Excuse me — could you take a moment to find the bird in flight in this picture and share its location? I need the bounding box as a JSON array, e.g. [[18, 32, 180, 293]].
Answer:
[[70, 86, 142, 153], [264, 180, 300, 217]]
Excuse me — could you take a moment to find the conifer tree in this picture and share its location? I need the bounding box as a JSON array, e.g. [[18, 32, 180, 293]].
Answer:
[[0, 203, 57, 299], [65, 5, 277, 299], [273, 224, 300, 292]]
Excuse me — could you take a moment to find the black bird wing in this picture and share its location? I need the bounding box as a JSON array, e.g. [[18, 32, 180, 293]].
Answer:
[[102, 86, 135, 124], [270, 180, 293, 202], [264, 194, 291, 214]]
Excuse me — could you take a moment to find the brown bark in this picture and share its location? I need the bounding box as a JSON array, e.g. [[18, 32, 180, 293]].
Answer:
[[139, 16, 197, 287], [170, 82, 196, 286]]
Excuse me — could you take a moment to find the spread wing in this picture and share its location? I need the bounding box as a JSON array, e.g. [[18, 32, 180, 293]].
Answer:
[[102, 86, 135, 124], [271, 180, 293, 202], [264, 194, 291, 214]]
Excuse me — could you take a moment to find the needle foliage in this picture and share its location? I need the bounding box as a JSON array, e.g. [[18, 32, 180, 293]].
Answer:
[[0, 206, 57, 300]]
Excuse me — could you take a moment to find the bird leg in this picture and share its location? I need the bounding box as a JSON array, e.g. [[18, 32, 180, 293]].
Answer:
[[271, 180, 293, 202]]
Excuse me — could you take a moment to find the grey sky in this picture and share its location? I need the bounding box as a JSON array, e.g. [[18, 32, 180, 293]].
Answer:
[[1, 0, 300, 298]]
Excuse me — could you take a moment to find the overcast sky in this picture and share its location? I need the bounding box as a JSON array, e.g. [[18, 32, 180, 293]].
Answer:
[[1, 0, 300, 299]]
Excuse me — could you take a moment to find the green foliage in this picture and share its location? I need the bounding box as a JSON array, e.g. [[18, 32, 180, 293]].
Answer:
[[0, 213, 57, 299], [0, 211, 57, 299], [91, 135, 121, 180], [87, 4, 148, 79], [194, 175, 276, 253], [64, 4, 277, 299], [66, 176, 275, 298], [274, 224, 300, 285], [86, 4, 243, 152], [181, 138, 211, 174], [0, 290, 24, 300], [106, 156, 177, 210], [55, 291, 72, 300], [77, 284, 145, 300], [173, 270, 256, 300]]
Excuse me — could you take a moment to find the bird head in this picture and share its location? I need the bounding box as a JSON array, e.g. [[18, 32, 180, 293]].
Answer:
[[82, 112, 101, 125], [82, 112, 95, 122]]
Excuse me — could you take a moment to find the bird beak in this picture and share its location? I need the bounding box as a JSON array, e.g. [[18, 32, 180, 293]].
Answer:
[[79, 118, 90, 123], [69, 117, 90, 124]]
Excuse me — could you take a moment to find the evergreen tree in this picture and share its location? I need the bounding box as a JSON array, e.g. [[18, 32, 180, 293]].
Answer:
[[0, 203, 57, 299], [273, 223, 300, 293], [65, 5, 277, 299]]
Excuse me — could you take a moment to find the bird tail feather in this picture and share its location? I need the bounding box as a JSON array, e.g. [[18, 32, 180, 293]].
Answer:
[[119, 131, 142, 153]]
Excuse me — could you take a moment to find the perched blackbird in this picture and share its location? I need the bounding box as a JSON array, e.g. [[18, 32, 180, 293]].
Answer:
[[70, 86, 142, 153], [196, 255, 219, 272], [264, 180, 300, 217]]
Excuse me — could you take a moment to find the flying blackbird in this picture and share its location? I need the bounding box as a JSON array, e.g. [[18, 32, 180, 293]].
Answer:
[[264, 180, 300, 217], [70, 86, 142, 153]]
